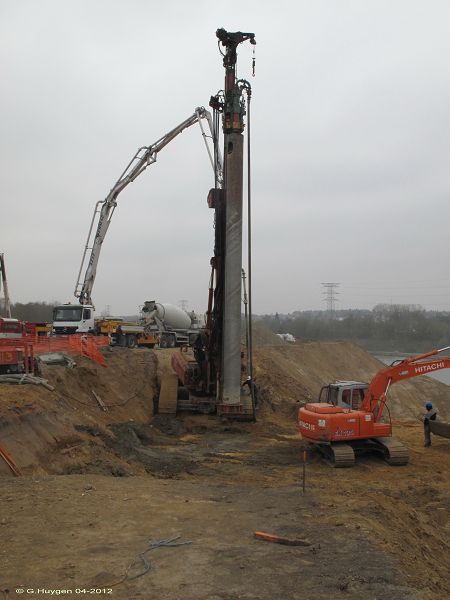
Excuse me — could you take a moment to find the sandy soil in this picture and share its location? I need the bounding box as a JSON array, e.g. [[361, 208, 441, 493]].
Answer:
[[1, 339, 449, 599]]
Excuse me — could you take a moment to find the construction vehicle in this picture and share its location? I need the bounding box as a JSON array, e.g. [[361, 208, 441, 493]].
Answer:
[[0, 318, 44, 374], [52, 309, 156, 348], [0, 253, 12, 318], [52, 107, 222, 337], [93, 317, 157, 348], [298, 346, 450, 467], [0, 317, 24, 339], [52, 303, 95, 335], [0, 339, 34, 375], [24, 322, 52, 337], [0, 307, 34, 373], [141, 301, 205, 348], [55, 28, 257, 420], [0, 318, 51, 339], [160, 28, 257, 419], [0, 317, 109, 370]]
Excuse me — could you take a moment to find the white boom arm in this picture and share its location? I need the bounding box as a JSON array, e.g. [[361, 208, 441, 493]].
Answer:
[[0, 253, 12, 318], [74, 107, 223, 306]]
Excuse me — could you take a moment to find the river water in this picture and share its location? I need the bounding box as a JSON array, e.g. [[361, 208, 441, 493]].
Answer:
[[372, 353, 450, 387]]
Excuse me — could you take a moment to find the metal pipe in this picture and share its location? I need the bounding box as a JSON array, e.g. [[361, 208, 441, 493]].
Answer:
[[221, 132, 244, 405], [242, 268, 249, 369], [246, 89, 254, 394]]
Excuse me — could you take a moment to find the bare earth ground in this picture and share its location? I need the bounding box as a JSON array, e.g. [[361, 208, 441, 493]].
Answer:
[[1, 337, 449, 599]]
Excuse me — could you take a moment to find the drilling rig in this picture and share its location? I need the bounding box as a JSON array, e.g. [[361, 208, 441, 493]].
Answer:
[[167, 28, 256, 420]]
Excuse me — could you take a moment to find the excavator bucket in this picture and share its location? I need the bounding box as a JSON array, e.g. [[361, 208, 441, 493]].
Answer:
[[430, 421, 450, 440]]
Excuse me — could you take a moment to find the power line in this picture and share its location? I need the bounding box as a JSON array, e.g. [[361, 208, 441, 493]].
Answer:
[[341, 277, 450, 285], [321, 282, 340, 317]]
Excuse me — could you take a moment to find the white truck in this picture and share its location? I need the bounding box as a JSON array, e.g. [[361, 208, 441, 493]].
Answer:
[[51, 302, 204, 348], [52, 304, 95, 335], [141, 300, 205, 347], [51, 305, 157, 348]]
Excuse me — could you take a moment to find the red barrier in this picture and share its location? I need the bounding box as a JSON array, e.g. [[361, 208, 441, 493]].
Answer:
[[0, 335, 109, 368]]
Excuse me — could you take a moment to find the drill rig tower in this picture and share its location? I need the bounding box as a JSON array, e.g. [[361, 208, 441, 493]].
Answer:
[[169, 28, 256, 419], [213, 28, 255, 413]]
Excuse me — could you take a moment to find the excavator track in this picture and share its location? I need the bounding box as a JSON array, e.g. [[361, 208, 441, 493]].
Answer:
[[158, 373, 178, 415], [375, 436, 409, 466], [316, 443, 355, 468], [330, 443, 355, 468]]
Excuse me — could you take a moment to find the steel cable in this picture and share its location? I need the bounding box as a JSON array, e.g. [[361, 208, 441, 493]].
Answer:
[[125, 536, 192, 581], [246, 89, 256, 421]]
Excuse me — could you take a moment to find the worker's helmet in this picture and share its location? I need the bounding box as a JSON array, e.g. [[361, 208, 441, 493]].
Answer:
[[425, 402, 433, 410]]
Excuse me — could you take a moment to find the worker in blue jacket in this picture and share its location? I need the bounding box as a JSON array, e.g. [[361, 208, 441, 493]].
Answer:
[[423, 402, 437, 447]]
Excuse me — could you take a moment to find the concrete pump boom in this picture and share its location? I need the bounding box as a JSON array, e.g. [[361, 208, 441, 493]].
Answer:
[[74, 107, 223, 307], [0, 253, 12, 318]]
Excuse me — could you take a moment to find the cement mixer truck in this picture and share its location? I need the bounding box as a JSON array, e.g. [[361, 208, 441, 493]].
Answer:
[[141, 301, 205, 348]]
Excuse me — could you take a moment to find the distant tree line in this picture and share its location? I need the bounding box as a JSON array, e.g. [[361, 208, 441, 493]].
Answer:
[[260, 304, 450, 352], [3, 299, 450, 352], [0, 300, 59, 323]]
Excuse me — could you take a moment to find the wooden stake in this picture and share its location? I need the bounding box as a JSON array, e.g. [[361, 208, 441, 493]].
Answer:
[[302, 449, 307, 494], [92, 389, 108, 412]]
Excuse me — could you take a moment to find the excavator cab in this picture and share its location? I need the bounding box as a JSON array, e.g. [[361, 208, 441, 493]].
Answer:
[[318, 381, 368, 410]]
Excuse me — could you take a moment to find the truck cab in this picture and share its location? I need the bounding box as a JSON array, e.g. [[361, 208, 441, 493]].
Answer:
[[318, 381, 368, 410], [52, 304, 95, 334], [0, 318, 25, 338]]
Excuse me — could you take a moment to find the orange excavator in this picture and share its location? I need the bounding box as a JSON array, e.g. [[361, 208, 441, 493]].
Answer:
[[298, 346, 450, 467]]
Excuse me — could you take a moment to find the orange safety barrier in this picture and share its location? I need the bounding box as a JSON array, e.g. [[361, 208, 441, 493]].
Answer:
[[31, 335, 109, 367], [0, 335, 109, 368]]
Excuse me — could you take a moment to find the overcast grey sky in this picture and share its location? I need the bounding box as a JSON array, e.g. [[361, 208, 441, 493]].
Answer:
[[1, 0, 450, 315]]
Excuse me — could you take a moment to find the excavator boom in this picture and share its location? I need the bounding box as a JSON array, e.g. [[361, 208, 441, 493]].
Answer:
[[362, 346, 450, 420]]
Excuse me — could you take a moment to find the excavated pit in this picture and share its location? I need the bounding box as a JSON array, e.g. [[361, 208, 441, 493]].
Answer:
[[1, 336, 450, 599], [0, 348, 158, 476], [1, 339, 450, 478]]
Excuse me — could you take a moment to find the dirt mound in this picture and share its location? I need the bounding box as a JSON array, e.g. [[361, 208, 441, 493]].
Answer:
[[251, 321, 284, 346], [1, 341, 450, 477], [254, 341, 450, 421], [1, 343, 450, 599], [0, 348, 158, 476]]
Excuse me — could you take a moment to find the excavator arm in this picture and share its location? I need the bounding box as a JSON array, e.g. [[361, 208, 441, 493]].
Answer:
[[74, 107, 223, 306], [362, 346, 450, 420]]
